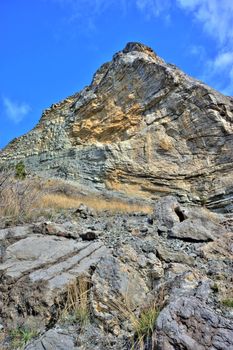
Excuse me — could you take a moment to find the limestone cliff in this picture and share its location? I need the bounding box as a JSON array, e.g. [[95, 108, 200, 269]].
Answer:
[[1, 42, 233, 210]]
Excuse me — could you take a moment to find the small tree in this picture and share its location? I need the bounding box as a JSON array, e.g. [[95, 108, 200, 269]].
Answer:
[[15, 161, 26, 180]]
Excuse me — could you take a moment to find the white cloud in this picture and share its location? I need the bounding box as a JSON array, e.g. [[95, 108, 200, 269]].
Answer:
[[177, 0, 233, 46], [211, 51, 233, 71], [204, 51, 233, 95], [136, 0, 172, 18], [50, 0, 233, 47], [48, 0, 233, 94], [3, 97, 31, 124], [135, 0, 233, 48], [175, 0, 233, 95], [189, 45, 207, 61]]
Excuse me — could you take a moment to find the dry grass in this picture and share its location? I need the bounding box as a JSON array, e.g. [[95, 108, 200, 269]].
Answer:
[[0, 170, 153, 226], [107, 297, 159, 350], [0, 171, 44, 224], [60, 277, 90, 327], [40, 193, 153, 214]]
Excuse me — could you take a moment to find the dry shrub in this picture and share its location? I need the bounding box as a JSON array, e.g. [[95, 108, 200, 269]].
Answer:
[[42, 178, 78, 197], [60, 276, 90, 327], [40, 193, 153, 214], [0, 170, 44, 224], [107, 297, 159, 350], [0, 171, 153, 225]]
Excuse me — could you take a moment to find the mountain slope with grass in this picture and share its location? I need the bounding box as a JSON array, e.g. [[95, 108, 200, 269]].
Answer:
[[1, 42, 233, 211], [0, 43, 233, 350]]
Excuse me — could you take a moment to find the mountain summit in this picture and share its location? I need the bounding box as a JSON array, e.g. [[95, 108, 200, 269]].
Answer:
[[1, 42, 233, 210]]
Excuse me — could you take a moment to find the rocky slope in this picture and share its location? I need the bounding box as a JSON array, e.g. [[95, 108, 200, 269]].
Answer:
[[0, 197, 233, 349], [1, 42, 233, 211], [1, 43, 233, 349]]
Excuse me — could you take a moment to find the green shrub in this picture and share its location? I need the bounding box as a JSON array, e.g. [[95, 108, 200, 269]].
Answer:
[[222, 298, 233, 307], [107, 297, 159, 350], [15, 161, 26, 180], [132, 304, 159, 348], [10, 327, 38, 349]]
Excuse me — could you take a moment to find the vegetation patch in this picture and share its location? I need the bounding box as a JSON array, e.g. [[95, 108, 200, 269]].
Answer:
[[41, 193, 153, 214], [222, 298, 233, 308], [108, 296, 160, 350], [15, 161, 26, 180], [0, 170, 44, 225], [10, 327, 38, 349], [0, 171, 153, 226], [60, 276, 91, 328], [131, 303, 159, 349]]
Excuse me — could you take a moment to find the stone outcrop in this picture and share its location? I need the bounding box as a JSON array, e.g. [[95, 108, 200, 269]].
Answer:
[[0, 225, 108, 331], [1, 42, 233, 211], [155, 282, 233, 350], [1, 42, 233, 349], [0, 197, 233, 349], [153, 195, 225, 241]]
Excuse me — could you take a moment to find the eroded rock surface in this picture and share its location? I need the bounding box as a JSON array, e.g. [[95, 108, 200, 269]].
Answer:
[[1, 42, 233, 210], [1, 42, 233, 349], [0, 197, 232, 350], [153, 195, 226, 241], [25, 328, 76, 350], [0, 225, 108, 332], [156, 289, 233, 350]]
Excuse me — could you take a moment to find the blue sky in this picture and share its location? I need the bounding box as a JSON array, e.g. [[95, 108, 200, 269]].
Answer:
[[1, 0, 233, 149]]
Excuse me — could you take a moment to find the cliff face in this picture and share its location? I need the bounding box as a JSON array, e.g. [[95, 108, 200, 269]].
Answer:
[[1, 43, 233, 349], [1, 42, 233, 210]]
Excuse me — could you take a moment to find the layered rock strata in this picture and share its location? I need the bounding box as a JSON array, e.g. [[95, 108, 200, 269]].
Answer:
[[1, 42, 233, 210]]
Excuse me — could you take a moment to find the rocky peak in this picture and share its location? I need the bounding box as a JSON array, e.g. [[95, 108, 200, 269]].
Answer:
[[1, 43, 233, 211], [123, 42, 151, 53], [122, 41, 159, 58], [113, 41, 165, 65], [92, 42, 164, 87]]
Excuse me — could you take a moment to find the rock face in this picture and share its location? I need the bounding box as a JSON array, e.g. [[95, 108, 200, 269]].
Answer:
[[1, 42, 233, 210], [156, 284, 233, 350], [0, 226, 108, 332], [1, 197, 233, 350], [1, 43, 233, 349]]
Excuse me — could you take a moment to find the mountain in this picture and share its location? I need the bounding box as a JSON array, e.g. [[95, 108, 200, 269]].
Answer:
[[1, 42, 233, 211], [1, 43, 233, 350]]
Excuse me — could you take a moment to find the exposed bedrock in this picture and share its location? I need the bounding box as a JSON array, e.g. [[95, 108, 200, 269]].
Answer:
[[0, 197, 233, 349], [1, 42, 233, 211]]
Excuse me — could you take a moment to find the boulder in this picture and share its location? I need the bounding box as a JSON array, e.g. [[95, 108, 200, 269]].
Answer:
[[0, 233, 108, 329], [155, 296, 233, 350], [25, 328, 76, 350]]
